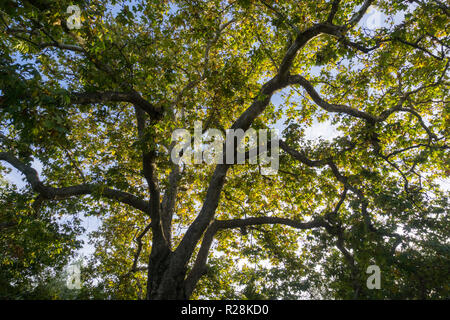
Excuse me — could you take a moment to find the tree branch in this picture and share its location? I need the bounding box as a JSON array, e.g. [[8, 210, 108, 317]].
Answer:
[[327, 0, 341, 24], [346, 0, 374, 28], [287, 74, 379, 122], [71, 91, 163, 120], [184, 216, 326, 296], [0, 152, 149, 212]]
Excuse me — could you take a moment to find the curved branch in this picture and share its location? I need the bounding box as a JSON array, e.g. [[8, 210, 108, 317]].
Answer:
[[279, 139, 329, 167], [71, 90, 163, 120], [184, 216, 326, 297], [129, 222, 152, 275], [0, 152, 149, 213], [346, 0, 374, 28], [287, 74, 379, 122]]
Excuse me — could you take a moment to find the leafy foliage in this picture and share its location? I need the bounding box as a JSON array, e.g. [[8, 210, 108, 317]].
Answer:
[[0, 0, 449, 299]]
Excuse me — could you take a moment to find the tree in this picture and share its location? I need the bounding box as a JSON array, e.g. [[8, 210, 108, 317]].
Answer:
[[0, 0, 449, 299], [0, 176, 83, 299]]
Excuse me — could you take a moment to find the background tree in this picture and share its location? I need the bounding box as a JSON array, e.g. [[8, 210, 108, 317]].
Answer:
[[0, 0, 448, 299]]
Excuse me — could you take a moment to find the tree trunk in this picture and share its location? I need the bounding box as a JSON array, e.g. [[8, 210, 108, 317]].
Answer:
[[146, 247, 189, 300]]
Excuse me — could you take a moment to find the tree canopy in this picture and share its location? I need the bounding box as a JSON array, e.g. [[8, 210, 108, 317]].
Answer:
[[0, 0, 449, 300]]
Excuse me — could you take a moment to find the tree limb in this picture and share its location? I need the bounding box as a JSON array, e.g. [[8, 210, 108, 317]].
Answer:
[[184, 216, 326, 296], [0, 151, 149, 213]]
